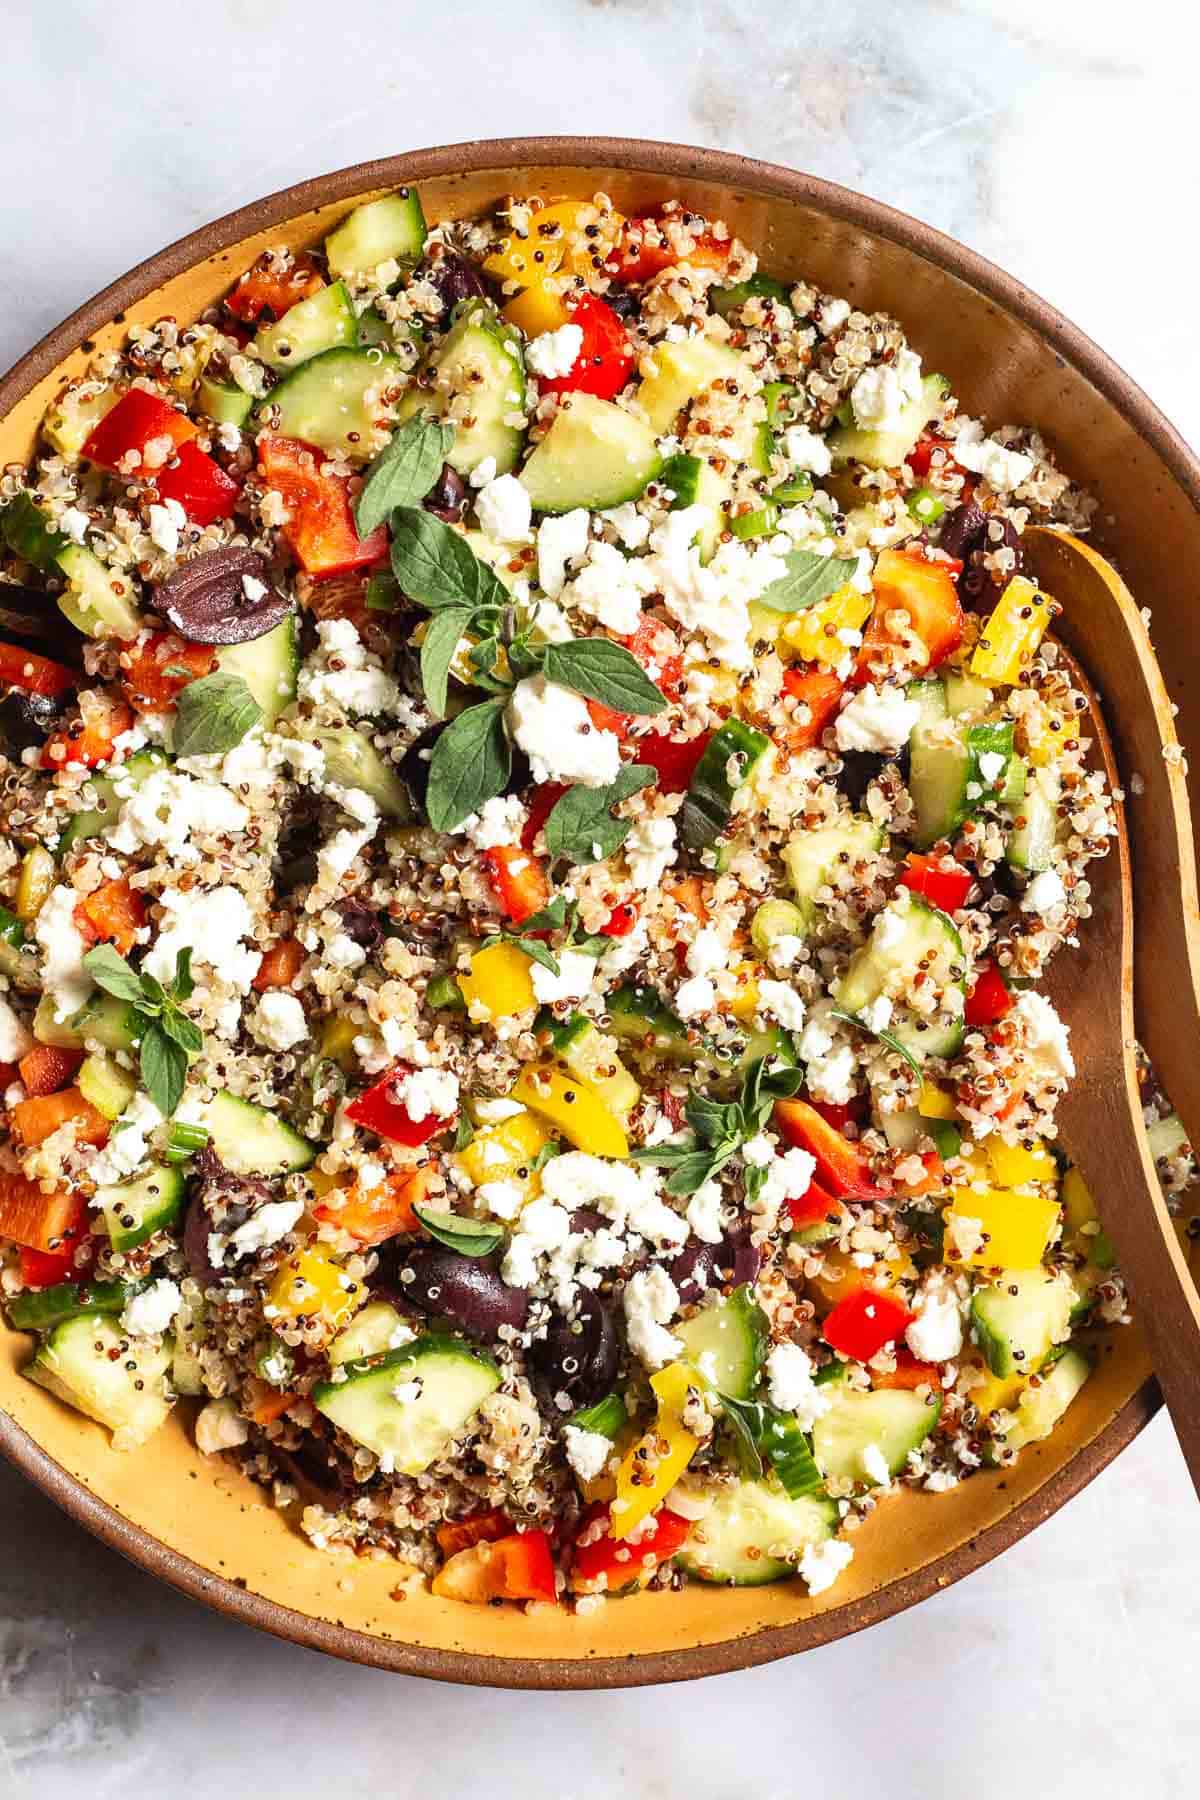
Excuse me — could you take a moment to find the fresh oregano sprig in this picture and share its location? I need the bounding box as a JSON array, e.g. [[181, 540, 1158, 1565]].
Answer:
[[82, 944, 202, 1117], [632, 1053, 805, 1196]]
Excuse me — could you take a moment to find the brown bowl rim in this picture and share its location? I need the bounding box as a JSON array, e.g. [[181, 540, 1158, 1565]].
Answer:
[[0, 135, 1188, 1688]]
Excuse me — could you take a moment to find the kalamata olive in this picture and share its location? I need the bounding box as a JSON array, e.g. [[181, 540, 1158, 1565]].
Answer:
[[183, 1148, 270, 1283], [336, 896, 384, 951], [155, 545, 292, 645], [398, 723, 446, 813], [0, 687, 67, 752], [529, 1291, 620, 1407], [418, 248, 487, 323], [939, 499, 987, 563], [670, 1228, 760, 1307], [604, 289, 639, 322], [400, 1245, 529, 1341], [836, 749, 886, 808], [0, 585, 85, 664], [423, 463, 468, 523]]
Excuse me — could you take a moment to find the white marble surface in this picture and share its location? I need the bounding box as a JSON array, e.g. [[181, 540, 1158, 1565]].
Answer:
[[2, 0, 1199, 1793]]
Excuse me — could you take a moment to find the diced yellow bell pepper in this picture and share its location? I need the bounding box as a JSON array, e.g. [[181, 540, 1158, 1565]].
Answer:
[[458, 940, 536, 1020], [727, 960, 763, 1022], [1061, 1165, 1116, 1268], [969, 1365, 1026, 1418], [14, 845, 55, 922], [512, 1063, 628, 1159], [485, 200, 623, 284], [944, 1186, 1060, 1270], [917, 1080, 958, 1121], [804, 1244, 917, 1311], [985, 1137, 1058, 1189], [611, 1362, 699, 1540], [454, 1109, 551, 1205], [501, 280, 572, 337], [780, 585, 873, 666], [970, 576, 1055, 686], [1026, 709, 1080, 766], [267, 1243, 365, 1331], [319, 1015, 359, 1072]]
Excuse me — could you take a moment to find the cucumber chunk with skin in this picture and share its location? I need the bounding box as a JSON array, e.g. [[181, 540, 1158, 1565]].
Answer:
[[257, 347, 405, 460], [906, 678, 949, 733], [7, 1277, 148, 1333], [834, 891, 966, 1061], [328, 1300, 410, 1366], [607, 984, 695, 1062], [196, 373, 253, 428], [215, 613, 299, 725], [829, 373, 949, 470], [313, 1333, 500, 1474], [812, 1385, 941, 1483], [637, 337, 747, 435], [658, 451, 729, 559], [520, 392, 661, 513], [909, 718, 1015, 850], [784, 816, 882, 924], [56, 543, 141, 640], [0, 905, 37, 993], [78, 1053, 137, 1121], [203, 1092, 317, 1176], [404, 300, 527, 477], [325, 189, 427, 278], [313, 724, 413, 820], [970, 1270, 1074, 1379], [680, 719, 769, 851], [254, 282, 358, 370], [1002, 1346, 1090, 1451], [675, 1478, 839, 1586], [536, 1010, 640, 1119], [675, 1285, 769, 1400], [26, 1314, 172, 1449], [97, 1165, 186, 1253], [1006, 764, 1060, 873]]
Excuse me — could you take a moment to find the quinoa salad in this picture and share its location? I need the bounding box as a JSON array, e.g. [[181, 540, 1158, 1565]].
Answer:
[[0, 187, 1193, 1612]]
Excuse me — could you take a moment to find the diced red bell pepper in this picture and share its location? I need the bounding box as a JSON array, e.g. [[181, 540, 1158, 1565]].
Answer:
[[252, 937, 306, 992], [18, 1240, 94, 1289], [120, 632, 216, 711], [857, 547, 964, 681], [313, 1163, 435, 1248], [822, 1287, 913, 1362], [899, 853, 973, 914], [257, 435, 389, 579], [153, 440, 240, 525], [18, 1043, 84, 1098], [225, 253, 325, 324], [521, 782, 571, 851], [782, 667, 844, 749], [538, 295, 635, 401], [0, 1175, 87, 1255], [485, 844, 550, 926], [873, 1349, 941, 1390], [81, 388, 197, 478], [345, 1064, 456, 1147], [784, 1179, 843, 1233], [965, 959, 1014, 1028], [570, 1502, 692, 1594], [600, 902, 639, 938], [73, 878, 146, 955], [586, 698, 632, 736], [624, 614, 684, 698], [11, 1087, 109, 1149], [436, 1507, 512, 1560], [604, 214, 731, 284], [894, 1149, 945, 1198], [807, 1096, 867, 1133], [492, 1530, 558, 1603], [0, 643, 77, 699], [629, 730, 711, 796], [773, 1099, 888, 1200], [41, 700, 133, 770]]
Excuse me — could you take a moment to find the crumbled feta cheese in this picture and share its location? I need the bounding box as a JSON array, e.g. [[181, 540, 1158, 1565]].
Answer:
[[860, 995, 893, 1034], [475, 473, 533, 544], [396, 1067, 459, 1123], [817, 297, 851, 336], [0, 997, 32, 1061], [849, 349, 922, 430], [562, 540, 646, 635], [147, 497, 187, 557], [905, 1281, 963, 1362], [805, 1042, 857, 1106], [835, 683, 921, 755], [476, 1179, 525, 1220], [978, 750, 1007, 786], [742, 1134, 776, 1170], [468, 455, 497, 489], [195, 1397, 249, 1455], [1022, 868, 1067, 915], [142, 885, 261, 995], [508, 674, 622, 787], [297, 618, 404, 716], [623, 1265, 683, 1371], [529, 948, 597, 1006], [217, 1198, 305, 1265], [641, 511, 791, 672], [536, 509, 591, 599], [766, 933, 804, 973], [1013, 991, 1075, 1080], [798, 1536, 854, 1596], [624, 815, 677, 888], [562, 1424, 612, 1482], [687, 926, 727, 978], [685, 1179, 725, 1244], [674, 975, 715, 1019], [758, 1147, 818, 1219], [860, 1442, 891, 1486], [783, 424, 832, 477], [764, 1342, 832, 1431], [944, 1211, 985, 1261], [525, 322, 584, 379], [472, 1097, 527, 1124], [121, 1278, 182, 1337], [252, 991, 308, 1051], [462, 793, 528, 849], [602, 502, 650, 549], [952, 421, 1035, 492], [757, 979, 806, 1031], [87, 1092, 163, 1185], [34, 885, 91, 1023], [325, 932, 366, 970]]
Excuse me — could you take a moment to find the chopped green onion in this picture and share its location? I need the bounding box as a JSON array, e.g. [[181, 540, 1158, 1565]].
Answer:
[[164, 1120, 210, 1165], [729, 502, 780, 541], [771, 471, 814, 506], [907, 486, 945, 527]]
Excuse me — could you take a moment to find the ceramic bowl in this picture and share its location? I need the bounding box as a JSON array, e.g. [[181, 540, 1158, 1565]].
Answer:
[[1, 138, 1195, 1688]]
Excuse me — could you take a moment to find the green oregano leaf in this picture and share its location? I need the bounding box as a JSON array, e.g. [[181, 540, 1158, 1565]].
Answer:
[[412, 1203, 505, 1259], [424, 697, 512, 832], [420, 605, 473, 719], [754, 546, 860, 614], [389, 507, 511, 613], [541, 639, 667, 716], [140, 1020, 188, 1117], [354, 417, 454, 537], [543, 766, 656, 863], [81, 944, 143, 1005], [173, 672, 262, 756]]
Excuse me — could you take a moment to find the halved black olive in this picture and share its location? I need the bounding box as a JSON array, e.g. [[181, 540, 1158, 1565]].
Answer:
[[155, 546, 291, 645]]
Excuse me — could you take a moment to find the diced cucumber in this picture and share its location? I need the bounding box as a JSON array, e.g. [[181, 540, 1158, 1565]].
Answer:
[[637, 337, 747, 435], [7, 1276, 147, 1333], [709, 274, 791, 319], [520, 392, 660, 513], [606, 984, 694, 1062], [829, 373, 949, 470], [196, 373, 253, 428], [735, 1024, 797, 1073], [1146, 1112, 1190, 1164], [313, 1333, 500, 1473], [970, 1270, 1073, 1379], [943, 670, 993, 717], [537, 1010, 640, 1119], [56, 543, 141, 640], [258, 347, 405, 460], [675, 1285, 768, 1399], [325, 189, 427, 278], [658, 451, 729, 559], [215, 613, 299, 724], [812, 1385, 941, 1483], [57, 746, 167, 856], [784, 816, 883, 923], [569, 1391, 628, 1438], [1006, 765, 1060, 873], [834, 892, 966, 1060], [171, 1291, 207, 1395], [97, 1165, 185, 1253], [77, 1053, 137, 1121], [328, 1299, 409, 1366], [751, 898, 808, 956], [26, 1314, 172, 1449], [67, 993, 139, 1053], [998, 755, 1027, 807], [1, 492, 70, 568], [0, 905, 38, 994], [254, 282, 358, 370], [679, 719, 769, 851], [409, 300, 527, 477], [909, 719, 1015, 850], [203, 1091, 317, 1176], [907, 678, 948, 733], [426, 973, 465, 1012], [32, 993, 83, 1047], [675, 1478, 839, 1586], [312, 724, 413, 819], [43, 385, 120, 460], [1002, 1347, 1090, 1451]]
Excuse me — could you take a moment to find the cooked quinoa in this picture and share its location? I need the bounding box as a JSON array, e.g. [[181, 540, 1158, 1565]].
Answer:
[[0, 187, 1192, 1609]]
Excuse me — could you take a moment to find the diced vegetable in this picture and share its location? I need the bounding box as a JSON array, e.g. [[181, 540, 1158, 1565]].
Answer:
[[512, 1063, 628, 1159], [971, 576, 1055, 686]]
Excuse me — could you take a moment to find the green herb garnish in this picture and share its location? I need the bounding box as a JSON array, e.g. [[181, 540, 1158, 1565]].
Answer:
[[82, 944, 202, 1116]]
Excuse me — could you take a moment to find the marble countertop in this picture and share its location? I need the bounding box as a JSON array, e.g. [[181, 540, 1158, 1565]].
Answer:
[[2, 1, 1197, 1793]]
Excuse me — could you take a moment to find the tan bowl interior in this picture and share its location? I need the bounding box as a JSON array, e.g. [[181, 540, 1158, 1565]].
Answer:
[[0, 140, 1194, 1686]]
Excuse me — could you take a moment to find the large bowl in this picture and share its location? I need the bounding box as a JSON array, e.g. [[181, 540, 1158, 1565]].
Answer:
[[0, 138, 1195, 1688]]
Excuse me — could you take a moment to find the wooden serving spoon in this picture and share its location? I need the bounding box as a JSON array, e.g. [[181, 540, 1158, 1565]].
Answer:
[[1022, 529, 1200, 1495]]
